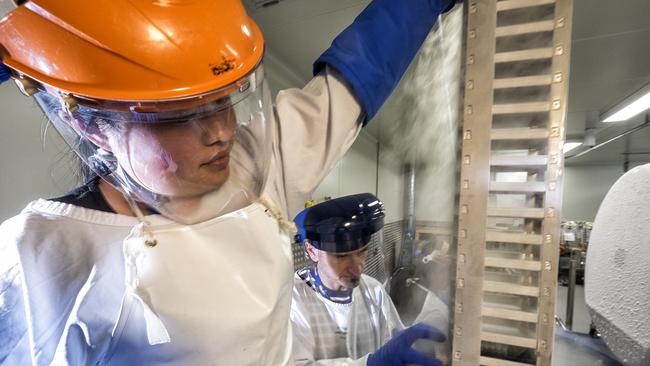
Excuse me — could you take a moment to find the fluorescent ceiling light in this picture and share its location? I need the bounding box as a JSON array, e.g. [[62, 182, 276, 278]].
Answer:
[[563, 142, 582, 154], [602, 83, 650, 123]]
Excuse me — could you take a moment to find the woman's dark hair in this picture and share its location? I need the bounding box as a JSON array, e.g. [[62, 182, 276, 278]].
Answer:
[[34, 90, 101, 184]]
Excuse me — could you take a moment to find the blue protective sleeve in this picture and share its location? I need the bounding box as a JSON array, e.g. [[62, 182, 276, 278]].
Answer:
[[0, 63, 10, 84], [314, 0, 455, 123]]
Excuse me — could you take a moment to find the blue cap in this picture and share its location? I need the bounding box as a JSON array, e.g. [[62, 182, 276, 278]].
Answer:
[[0, 63, 11, 84], [294, 193, 385, 253]]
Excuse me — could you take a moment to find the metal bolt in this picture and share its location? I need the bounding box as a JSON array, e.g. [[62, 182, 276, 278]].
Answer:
[[464, 130, 472, 140], [555, 45, 564, 56], [456, 327, 463, 336], [467, 55, 475, 65], [549, 181, 557, 191], [551, 127, 560, 137], [463, 155, 471, 165], [458, 278, 465, 288], [62, 95, 79, 114], [552, 99, 561, 110], [466, 105, 474, 115], [545, 234, 552, 244], [238, 80, 250, 93], [469, 29, 476, 38], [545, 261, 552, 271], [469, 3, 477, 13], [14, 78, 38, 97], [456, 303, 463, 313], [467, 80, 474, 90], [556, 17, 566, 28], [553, 72, 563, 83]]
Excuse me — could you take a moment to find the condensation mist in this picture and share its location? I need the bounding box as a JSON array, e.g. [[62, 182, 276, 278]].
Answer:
[[372, 4, 464, 363]]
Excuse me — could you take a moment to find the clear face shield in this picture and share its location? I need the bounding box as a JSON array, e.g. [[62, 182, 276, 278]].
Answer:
[[34, 64, 271, 224], [345, 237, 402, 358]]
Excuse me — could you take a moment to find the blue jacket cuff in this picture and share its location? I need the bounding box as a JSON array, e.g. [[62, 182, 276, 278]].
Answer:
[[314, 0, 454, 124], [0, 62, 11, 84]]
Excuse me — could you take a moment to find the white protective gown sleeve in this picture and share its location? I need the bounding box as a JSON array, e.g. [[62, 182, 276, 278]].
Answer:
[[291, 273, 404, 366], [0, 67, 363, 365], [271, 67, 363, 217]]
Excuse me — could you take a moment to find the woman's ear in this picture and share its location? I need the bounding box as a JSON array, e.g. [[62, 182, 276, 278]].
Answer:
[[59, 110, 112, 151]]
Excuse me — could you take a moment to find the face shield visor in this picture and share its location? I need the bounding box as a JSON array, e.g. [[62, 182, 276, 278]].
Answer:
[[34, 64, 271, 224], [294, 193, 386, 253]]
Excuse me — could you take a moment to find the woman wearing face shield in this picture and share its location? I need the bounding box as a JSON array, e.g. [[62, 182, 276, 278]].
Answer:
[[0, 0, 457, 364]]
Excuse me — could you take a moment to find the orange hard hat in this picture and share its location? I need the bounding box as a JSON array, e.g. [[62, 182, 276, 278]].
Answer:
[[0, 0, 264, 103]]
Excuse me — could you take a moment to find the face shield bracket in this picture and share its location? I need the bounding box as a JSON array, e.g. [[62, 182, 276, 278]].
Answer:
[[14, 76, 38, 97]]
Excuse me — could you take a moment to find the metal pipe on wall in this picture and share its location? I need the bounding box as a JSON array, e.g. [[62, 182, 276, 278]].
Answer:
[[566, 258, 578, 330], [567, 116, 650, 161], [400, 161, 417, 268]]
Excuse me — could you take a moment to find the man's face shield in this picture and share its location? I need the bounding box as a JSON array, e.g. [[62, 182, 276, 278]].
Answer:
[[34, 65, 272, 223], [295, 193, 386, 252]]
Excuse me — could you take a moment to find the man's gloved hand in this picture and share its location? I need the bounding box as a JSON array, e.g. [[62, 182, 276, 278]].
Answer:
[[367, 323, 446, 366]]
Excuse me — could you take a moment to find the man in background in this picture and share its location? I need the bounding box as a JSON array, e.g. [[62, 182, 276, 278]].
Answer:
[[291, 193, 445, 366]]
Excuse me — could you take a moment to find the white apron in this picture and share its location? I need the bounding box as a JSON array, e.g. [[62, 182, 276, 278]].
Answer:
[[102, 202, 294, 365]]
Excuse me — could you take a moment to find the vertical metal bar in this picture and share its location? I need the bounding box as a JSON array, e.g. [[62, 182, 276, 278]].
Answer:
[[400, 162, 417, 267], [566, 258, 577, 330], [452, 1, 496, 365], [536, 1, 573, 364], [454, 0, 573, 364]]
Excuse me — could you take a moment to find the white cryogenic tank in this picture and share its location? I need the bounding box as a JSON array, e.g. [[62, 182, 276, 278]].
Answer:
[[586, 163, 650, 366]]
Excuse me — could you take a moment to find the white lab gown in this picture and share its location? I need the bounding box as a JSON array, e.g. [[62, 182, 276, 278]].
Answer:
[[290, 273, 404, 366], [0, 67, 363, 365]]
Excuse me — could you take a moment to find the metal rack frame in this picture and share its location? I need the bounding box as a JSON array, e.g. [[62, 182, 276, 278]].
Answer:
[[452, 1, 573, 365]]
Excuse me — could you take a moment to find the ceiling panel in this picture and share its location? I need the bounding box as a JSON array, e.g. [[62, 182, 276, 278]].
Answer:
[[571, 0, 650, 41], [569, 30, 650, 99]]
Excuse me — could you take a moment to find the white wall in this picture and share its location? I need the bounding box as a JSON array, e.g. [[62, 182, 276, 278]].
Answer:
[[377, 147, 405, 224], [562, 163, 626, 221], [311, 131, 379, 200], [0, 83, 76, 222], [307, 126, 415, 225]]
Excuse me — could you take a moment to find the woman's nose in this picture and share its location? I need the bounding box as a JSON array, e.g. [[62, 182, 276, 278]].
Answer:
[[199, 114, 236, 146]]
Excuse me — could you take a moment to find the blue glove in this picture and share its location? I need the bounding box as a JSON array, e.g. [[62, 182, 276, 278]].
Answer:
[[314, 0, 456, 124], [0, 62, 11, 84], [367, 323, 446, 366]]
